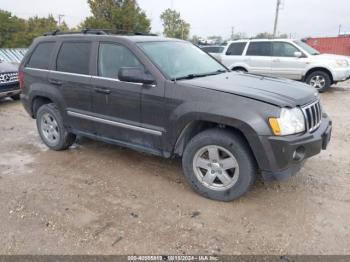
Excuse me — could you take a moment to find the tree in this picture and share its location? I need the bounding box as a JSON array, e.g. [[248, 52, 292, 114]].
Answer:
[[207, 36, 223, 45], [191, 35, 200, 45], [0, 9, 64, 48], [160, 9, 190, 40], [81, 0, 151, 33], [255, 32, 274, 39], [254, 32, 289, 39], [0, 10, 24, 47]]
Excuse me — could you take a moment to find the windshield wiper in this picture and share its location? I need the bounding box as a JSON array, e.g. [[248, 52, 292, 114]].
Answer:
[[173, 69, 227, 81]]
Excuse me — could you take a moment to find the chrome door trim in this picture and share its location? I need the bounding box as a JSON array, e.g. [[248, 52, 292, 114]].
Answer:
[[25, 67, 156, 87], [67, 110, 162, 136]]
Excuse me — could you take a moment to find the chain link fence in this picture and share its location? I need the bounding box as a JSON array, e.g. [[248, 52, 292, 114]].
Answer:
[[0, 48, 28, 64]]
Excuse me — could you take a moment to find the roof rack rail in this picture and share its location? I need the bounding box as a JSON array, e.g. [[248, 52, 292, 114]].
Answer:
[[43, 29, 158, 37], [43, 29, 110, 36], [134, 32, 158, 36], [82, 28, 109, 35]]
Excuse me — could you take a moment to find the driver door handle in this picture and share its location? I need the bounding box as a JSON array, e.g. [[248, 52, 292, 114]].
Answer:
[[49, 79, 63, 86], [94, 87, 111, 95]]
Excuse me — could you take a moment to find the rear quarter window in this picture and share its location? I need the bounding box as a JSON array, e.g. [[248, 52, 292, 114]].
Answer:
[[26, 42, 55, 70], [56, 42, 91, 75], [226, 42, 247, 56]]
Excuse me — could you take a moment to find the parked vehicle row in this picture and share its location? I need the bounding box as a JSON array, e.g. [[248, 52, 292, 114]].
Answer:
[[200, 45, 225, 60], [19, 31, 332, 201], [0, 60, 20, 100], [201, 39, 350, 92]]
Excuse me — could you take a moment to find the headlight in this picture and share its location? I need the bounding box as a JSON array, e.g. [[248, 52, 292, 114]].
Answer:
[[269, 108, 305, 136], [335, 60, 349, 68]]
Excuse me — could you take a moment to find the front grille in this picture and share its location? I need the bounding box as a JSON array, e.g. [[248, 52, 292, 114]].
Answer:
[[302, 100, 322, 133], [0, 72, 18, 84]]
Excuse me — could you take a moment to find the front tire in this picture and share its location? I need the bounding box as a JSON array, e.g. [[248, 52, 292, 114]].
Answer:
[[36, 103, 76, 151], [305, 71, 331, 92], [182, 129, 256, 202]]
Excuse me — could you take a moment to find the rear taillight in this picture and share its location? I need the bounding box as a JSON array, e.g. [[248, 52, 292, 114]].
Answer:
[[19, 71, 25, 90]]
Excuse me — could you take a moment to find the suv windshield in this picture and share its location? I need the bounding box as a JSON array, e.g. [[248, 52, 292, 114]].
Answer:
[[294, 40, 320, 55], [138, 41, 227, 80]]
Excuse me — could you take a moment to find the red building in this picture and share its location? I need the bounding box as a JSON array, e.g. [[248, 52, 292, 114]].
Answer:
[[306, 36, 350, 56]]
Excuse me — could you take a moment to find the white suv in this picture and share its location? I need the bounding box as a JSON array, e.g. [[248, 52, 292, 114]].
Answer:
[[220, 39, 350, 92]]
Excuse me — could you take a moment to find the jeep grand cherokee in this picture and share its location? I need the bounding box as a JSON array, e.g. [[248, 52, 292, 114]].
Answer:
[[19, 30, 332, 201]]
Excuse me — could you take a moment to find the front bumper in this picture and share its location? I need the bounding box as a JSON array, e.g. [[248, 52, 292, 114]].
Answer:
[[332, 67, 350, 82], [0, 83, 20, 98], [260, 113, 332, 181]]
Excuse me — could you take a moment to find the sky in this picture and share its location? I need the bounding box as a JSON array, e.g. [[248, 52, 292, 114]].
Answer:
[[1, 0, 350, 39]]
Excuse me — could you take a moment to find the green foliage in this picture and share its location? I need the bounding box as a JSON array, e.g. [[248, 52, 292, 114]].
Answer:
[[0, 9, 67, 48], [255, 32, 289, 39], [81, 0, 151, 33], [207, 36, 223, 44], [160, 9, 190, 40], [191, 35, 200, 45]]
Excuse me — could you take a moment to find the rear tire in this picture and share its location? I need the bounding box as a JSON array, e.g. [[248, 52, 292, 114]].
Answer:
[[305, 71, 331, 92], [36, 103, 76, 151], [182, 129, 256, 202]]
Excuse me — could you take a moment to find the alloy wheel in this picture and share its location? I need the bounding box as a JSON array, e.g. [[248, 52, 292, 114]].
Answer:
[[40, 112, 60, 145], [309, 75, 326, 89], [192, 145, 240, 191]]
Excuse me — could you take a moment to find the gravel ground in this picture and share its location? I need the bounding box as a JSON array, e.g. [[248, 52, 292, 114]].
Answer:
[[0, 82, 349, 255]]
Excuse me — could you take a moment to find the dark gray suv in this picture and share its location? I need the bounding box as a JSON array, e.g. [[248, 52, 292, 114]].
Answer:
[[19, 30, 332, 201]]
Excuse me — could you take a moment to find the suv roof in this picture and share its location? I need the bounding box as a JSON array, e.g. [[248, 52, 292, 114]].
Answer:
[[227, 39, 296, 44], [39, 29, 178, 43]]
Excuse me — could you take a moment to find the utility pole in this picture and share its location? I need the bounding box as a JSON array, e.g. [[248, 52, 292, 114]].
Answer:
[[58, 14, 65, 27], [273, 0, 282, 38], [338, 24, 342, 36], [231, 26, 235, 40]]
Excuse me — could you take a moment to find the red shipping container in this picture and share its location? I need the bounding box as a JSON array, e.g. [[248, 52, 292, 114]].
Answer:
[[306, 36, 350, 56]]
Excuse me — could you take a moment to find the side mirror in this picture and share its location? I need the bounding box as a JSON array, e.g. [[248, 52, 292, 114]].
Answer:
[[118, 67, 155, 85], [294, 51, 303, 58]]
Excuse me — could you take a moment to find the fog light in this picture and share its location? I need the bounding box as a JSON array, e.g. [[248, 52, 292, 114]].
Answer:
[[293, 146, 305, 161]]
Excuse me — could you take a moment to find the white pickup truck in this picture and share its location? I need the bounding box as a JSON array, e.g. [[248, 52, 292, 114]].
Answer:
[[219, 39, 350, 92]]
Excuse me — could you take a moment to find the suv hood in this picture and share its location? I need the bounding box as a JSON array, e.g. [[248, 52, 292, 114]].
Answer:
[[0, 61, 18, 73], [180, 72, 318, 107], [311, 53, 350, 63]]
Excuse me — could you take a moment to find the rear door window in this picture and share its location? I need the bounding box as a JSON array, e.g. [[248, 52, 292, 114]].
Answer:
[[226, 42, 247, 56], [56, 42, 91, 75], [246, 42, 272, 56], [98, 43, 143, 79], [26, 42, 55, 70]]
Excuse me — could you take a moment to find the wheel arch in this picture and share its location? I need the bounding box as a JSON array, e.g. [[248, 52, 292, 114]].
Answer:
[[31, 96, 53, 118], [232, 66, 248, 72], [28, 85, 66, 119], [173, 120, 263, 170], [304, 67, 334, 83]]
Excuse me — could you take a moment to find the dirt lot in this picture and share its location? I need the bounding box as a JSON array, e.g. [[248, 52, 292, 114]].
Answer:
[[0, 82, 350, 255]]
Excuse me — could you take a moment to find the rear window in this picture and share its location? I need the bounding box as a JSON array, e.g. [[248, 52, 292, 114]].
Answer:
[[56, 42, 91, 75], [226, 42, 247, 56], [246, 42, 272, 56], [26, 42, 55, 70]]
